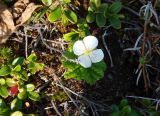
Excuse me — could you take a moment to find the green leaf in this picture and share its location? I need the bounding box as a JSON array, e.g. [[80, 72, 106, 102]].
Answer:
[[11, 71, 28, 81], [90, 0, 101, 10], [63, 60, 106, 85], [109, 16, 121, 29], [109, 1, 122, 13], [0, 78, 5, 85], [0, 99, 10, 116], [27, 53, 37, 62], [10, 98, 22, 110], [28, 62, 36, 74], [12, 57, 24, 67], [141, 99, 152, 106], [20, 71, 28, 81], [89, 2, 97, 11], [110, 112, 120, 116], [11, 70, 28, 81], [63, 32, 79, 41], [94, 0, 101, 8], [18, 91, 27, 100], [63, 0, 71, 3], [96, 13, 106, 27], [62, 51, 77, 61], [130, 110, 140, 116], [62, 51, 106, 85], [38, 63, 44, 71], [0, 65, 11, 76], [25, 84, 35, 91], [32, 7, 49, 22], [6, 78, 17, 87], [149, 112, 160, 116], [28, 91, 40, 101], [0, 99, 6, 108], [119, 99, 128, 109], [42, 0, 52, 6], [121, 105, 132, 115], [64, 9, 77, 23], [0, 47, 12, 59], [18, 80, 25, 87], [48, 6, 62, 23], [0, 109, 10, 116], [111, 104, 119, 112], [86, 12, 95, 23], [97, 3, 108, 13], [61, 14, 69, 26], [0, 86, 8, 98], [77, 19, 90, 37], [28, 62, 44, 74], [11, 111, 23, 116], [13, 65, 21, 72]]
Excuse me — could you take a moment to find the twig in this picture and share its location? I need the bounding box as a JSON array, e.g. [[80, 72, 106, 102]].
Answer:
[[90, 104, 96, 116], [123, 6, 140, 17], [14, 31, 33, 38], [126, 96, 160, 102], [123, 47, 141, 52], [55, 82, 109, 109], [124, 27, 142, 31], [44, 106, 54, 110], [43, 39, 69, 45], [38, 28, 62, 53], [20, 24, 77, 63], [36, 80, 51, 92], [24, 28, 28, 58], [46, 66, 109, 115], [136, 69, 142, 86], [55, 82, 109, 116], [146, 64, 160, 72], [102, 31, 114, 67], [51, 100, 62, 116], [38, 28, 78, 63], [48, 70, 81, 113], [126, 95, 160, 110], [9, 38, 23, 43]]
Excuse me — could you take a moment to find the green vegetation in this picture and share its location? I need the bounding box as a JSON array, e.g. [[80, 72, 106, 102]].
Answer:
[[0, 53, 43, 115]]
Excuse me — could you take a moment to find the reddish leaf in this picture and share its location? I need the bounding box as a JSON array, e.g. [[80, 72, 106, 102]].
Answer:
[[9, 85, 19, 96]]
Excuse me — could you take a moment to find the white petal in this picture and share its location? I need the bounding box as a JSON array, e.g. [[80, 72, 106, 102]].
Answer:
[[78, 55, 92, 68], [89, 49, 104, 63], [73, 40, 86, 55], [83, 35, 98, 50]]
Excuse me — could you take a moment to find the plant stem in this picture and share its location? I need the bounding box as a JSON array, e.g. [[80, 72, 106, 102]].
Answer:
[[142, 66, 148, 91], [141, 19, 148, 91]]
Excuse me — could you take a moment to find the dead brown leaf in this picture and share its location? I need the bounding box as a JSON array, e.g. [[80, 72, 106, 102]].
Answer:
[[16, 3, 41, 25], [12, 0, 30, 19], [0, 1, 41, 44], [0, 2, 15, 44]]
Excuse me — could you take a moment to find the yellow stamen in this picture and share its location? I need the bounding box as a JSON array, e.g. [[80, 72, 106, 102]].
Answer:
[[84, 50, 92, 55]]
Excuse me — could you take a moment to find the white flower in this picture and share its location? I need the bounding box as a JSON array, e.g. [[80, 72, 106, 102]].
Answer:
[[73, 35, 104, 68]]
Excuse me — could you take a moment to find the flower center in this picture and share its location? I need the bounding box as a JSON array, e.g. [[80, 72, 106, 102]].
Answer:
[[84, 50, 92, 55]]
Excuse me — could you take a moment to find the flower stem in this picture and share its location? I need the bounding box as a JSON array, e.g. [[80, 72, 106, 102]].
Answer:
[[141, 18, 149, 91]]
